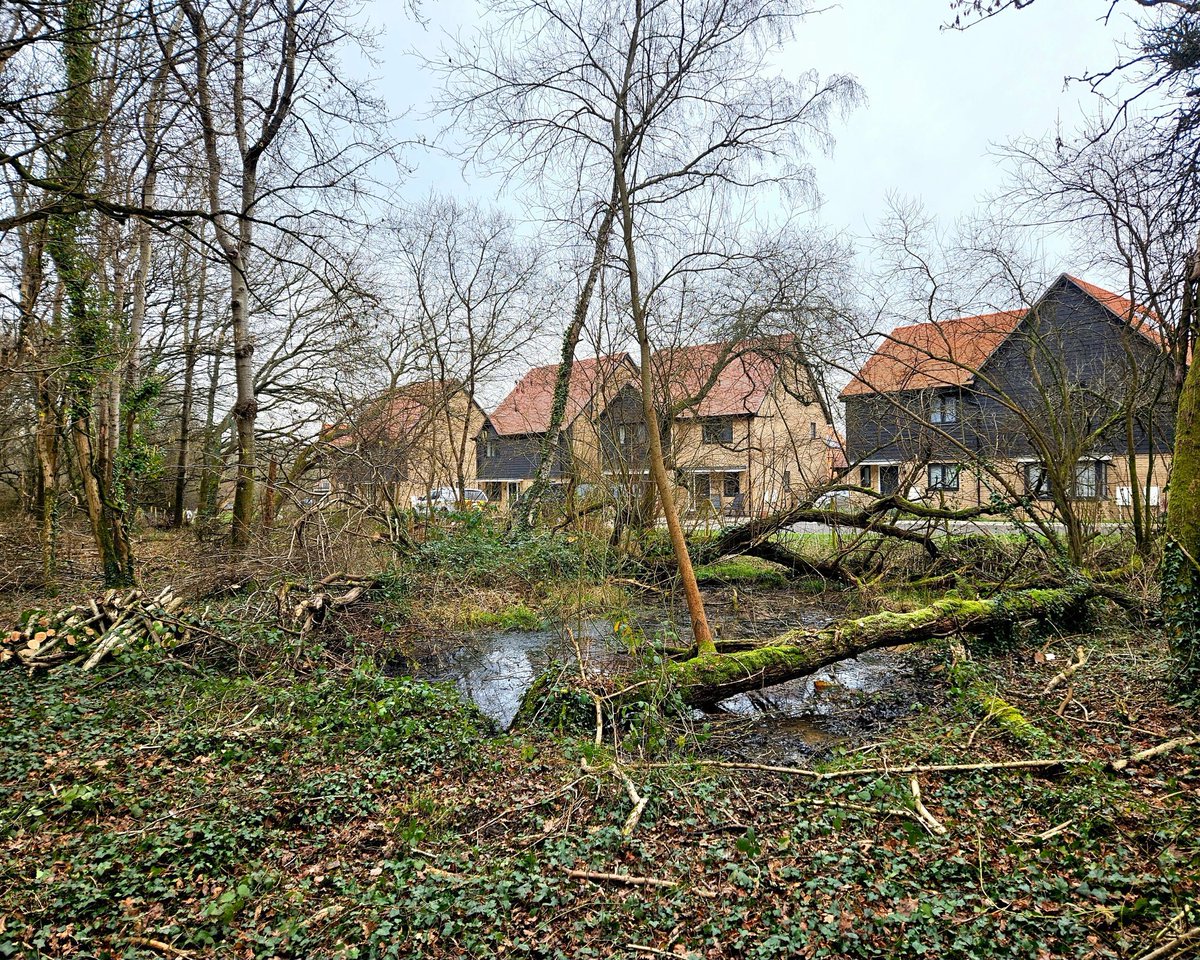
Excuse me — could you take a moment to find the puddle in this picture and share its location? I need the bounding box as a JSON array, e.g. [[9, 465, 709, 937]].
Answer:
[[386, 593, 934, 753], [711, 649, 927, 763], [389, 620, 626, 728]]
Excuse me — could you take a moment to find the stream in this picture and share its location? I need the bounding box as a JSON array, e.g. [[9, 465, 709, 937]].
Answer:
[[390, 594, 935, 757]]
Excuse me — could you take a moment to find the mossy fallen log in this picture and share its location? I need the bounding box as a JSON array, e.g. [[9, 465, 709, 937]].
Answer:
[[669, 587, 1091, 708]]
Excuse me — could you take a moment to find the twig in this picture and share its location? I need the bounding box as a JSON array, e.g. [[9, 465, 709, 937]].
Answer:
[[566, 868, 677, 889], [619, 770, 649, 837], [1055, 686, 1073, 717], [1018, 819, 1074, 845], [126, 937, 192, 957], [645, 758, 1070, 779], [1111, 735, 1200, 773], [910, 776, 948, 835], [566, 868, 716, 898], [1043, 646, 1090, 693], [1135, 926, 1200, 960], [628, 945, 679, 957]]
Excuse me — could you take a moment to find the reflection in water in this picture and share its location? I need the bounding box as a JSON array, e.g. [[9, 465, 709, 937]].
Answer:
[[398, 621, 620, 728], [388, 601, 924, 757]]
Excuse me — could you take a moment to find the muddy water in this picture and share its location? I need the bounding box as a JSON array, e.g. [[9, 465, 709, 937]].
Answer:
[[393, 596, 932, 753]]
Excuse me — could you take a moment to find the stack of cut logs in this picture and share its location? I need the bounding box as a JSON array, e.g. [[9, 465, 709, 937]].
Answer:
[[2, 587, 188, 671]]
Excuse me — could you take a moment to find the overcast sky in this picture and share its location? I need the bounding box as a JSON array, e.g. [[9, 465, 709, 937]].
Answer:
[[374, 0, 1136, 266]]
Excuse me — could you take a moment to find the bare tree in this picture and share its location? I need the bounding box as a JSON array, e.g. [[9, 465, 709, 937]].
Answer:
[[1002, 121, 1195, 552], [169, 0, 390, 546], [439, 0, 860, 654], [390, 194, 549, 507]]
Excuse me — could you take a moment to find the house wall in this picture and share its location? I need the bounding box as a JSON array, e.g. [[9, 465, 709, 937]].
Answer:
[[746, 369, 834, 512], [332, 393, 486, 507], [844, 279, 1177, 525], [856, 452, 1172, 523]]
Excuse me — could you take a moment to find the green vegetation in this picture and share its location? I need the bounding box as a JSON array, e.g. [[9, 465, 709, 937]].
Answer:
[[695, 557, 788, 587], [462, 602, 545, 631], [2, 617, 1196, 959]]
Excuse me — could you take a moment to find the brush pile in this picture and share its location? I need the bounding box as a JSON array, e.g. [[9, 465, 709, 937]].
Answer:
[[2, 587, 190, 671]]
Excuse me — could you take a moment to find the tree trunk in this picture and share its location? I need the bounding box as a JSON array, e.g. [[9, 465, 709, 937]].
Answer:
[[1164, 253, 1200, 690], [517, 185, 617, 531], [229, 256, 257, 546], [46, 0, 136, 587], [613, 149, 715, 655], [669, 587, 1091, 707]]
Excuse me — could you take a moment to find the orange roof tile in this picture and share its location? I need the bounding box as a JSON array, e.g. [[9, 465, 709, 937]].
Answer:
[[840, 311, 1023, 398], [488, 354, 635, 436], [1064, 275, 1165, 345], [840, 276, 1168, 400], [328, 379, 468, 447], [652, 338, 791, 418]]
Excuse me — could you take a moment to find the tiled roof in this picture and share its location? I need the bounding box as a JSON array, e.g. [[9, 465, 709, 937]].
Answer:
[[652, 339, 790, 418], [1064, 275, 1165, 345], [840, 276, 1168, 400], [488, 354, 635, 436], [327, 380, 468, 447], [839, 311, 1024, 398]]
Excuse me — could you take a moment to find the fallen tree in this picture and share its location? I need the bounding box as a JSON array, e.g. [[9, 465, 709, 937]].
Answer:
[[667, 586, 1091, 707]]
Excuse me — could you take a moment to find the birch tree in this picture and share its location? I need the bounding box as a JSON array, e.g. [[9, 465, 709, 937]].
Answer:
[[170, 0, 389, 545], [439, 0, 859, 653]]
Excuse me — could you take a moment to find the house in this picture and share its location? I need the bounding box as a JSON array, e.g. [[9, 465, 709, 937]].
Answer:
[[599, 338, 836, 517], [840, 274, 1176, 517], [325, 379, 487, 506], [475, 354, 639, 507]]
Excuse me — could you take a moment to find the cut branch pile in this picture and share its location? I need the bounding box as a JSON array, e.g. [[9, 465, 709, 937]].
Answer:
[[279, 572, 379, 637], [2, 587, 189, 672]]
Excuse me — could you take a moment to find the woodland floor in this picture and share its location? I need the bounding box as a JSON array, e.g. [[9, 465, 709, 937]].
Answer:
[[0, 528, 1198, 959]]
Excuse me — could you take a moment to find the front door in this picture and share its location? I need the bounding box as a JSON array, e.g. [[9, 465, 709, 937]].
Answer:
[[880, 465, 900, 496]]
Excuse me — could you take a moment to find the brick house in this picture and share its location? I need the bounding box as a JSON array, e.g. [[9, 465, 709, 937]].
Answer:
[[600, 339, 836, 517], [475, 354, 639, 507], [325, 379, 487, 506]]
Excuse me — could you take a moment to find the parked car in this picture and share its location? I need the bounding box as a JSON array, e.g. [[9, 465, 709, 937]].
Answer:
[[813, 489, 852, 510], [412, 487, 489, 514]]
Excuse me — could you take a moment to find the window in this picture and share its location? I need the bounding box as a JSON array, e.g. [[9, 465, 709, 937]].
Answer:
[[723, 473, 741, 498], [1024, 463, 1052, 499], [809, 421, 817, 439], [929, 394, 958, 424], [927, 463, 960, 491], [692, 473, 710, 498], [1073, 461, 1104, 500], [859, 465, 872, 488], [485, 439, 495, 458], [618, 423, 646, 444], [701, 418, 734, 445]]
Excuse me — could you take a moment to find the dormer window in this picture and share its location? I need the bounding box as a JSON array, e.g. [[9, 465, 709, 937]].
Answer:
[[930, 394, 958, 425]]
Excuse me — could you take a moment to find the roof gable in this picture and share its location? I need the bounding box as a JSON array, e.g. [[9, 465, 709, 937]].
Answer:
[[488, 353, 636, 436], [841, 275, 1165, 400], [652, 338, 792, 418]]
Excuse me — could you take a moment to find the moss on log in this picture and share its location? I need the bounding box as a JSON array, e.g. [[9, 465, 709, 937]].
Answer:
[[669, 587, 1091, 707]]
